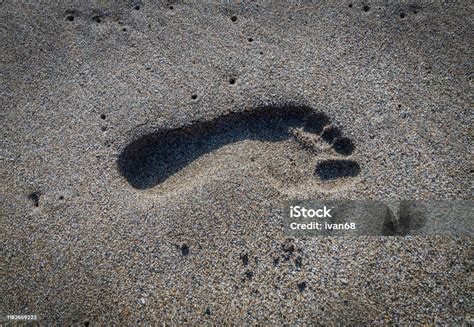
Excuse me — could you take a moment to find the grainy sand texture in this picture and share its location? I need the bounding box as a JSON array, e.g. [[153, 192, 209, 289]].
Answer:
[[1, 0, 472, 325]]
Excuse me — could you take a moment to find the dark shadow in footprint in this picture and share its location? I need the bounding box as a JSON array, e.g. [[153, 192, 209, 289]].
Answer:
[[118, 105, 357, 190], [333, 137, 355, 156], [315, 160, 360, 180], [321, 126, 341, 143], [304, 112, 330, 134]]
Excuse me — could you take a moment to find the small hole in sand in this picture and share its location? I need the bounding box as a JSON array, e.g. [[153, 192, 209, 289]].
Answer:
[[413, 10, 418, 14], [59, 195, 64, 200], [92, 16, 102, 23], [295, 256, 302, 269], [100, 114, 106, 120], [28, 192, 40, 207], [180, 244, 189, 256], [191, 94, 198, 100], [245, 271, 253, 279], [297, 281, 307, 292], [66, 15, 75, 22], [363, 5, 370, 12], [229, 78, 236, 85], [241, 253, 249, 266], [231, 16, 237, 22], [400, 12, 406, 18], [134, 5, 141, 10], [348, 3, 353, 7], [248, 37, 253, 42], [122, 27, 127, 32], [169, 5, 174, 10]]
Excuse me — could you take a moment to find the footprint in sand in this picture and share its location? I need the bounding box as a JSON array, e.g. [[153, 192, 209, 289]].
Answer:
[[117, 104, 360, 194]]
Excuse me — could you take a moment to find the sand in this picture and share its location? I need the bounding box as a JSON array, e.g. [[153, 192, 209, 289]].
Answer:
[[1, 0, 472, 324]]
